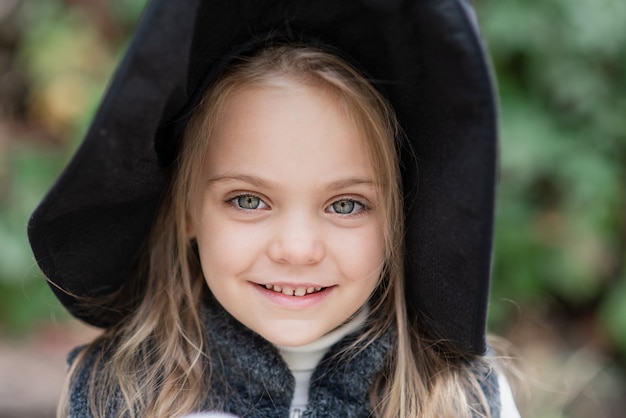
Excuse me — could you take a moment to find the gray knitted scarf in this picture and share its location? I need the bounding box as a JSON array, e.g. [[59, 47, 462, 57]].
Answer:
[[67, 303, 500, 417]]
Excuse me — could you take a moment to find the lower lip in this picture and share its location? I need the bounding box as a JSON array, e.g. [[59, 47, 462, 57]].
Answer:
[[254, 284, 333, 308]]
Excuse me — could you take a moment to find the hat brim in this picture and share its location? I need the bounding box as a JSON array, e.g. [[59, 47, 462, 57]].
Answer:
[[28, 0, 497, 354]]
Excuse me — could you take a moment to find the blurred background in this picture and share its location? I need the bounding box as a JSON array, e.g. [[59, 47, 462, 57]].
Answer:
[[0, 0, 624, 416]]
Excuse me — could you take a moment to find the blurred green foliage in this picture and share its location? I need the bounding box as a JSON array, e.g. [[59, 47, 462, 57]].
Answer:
[[479, 0, 626, 353], [0, 0, 147, 332], [0, 0, 624, 366]]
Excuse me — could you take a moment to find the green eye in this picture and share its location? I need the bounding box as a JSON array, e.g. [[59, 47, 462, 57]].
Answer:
[[330, 199, 363, 215], [235, 195, 263, 209]]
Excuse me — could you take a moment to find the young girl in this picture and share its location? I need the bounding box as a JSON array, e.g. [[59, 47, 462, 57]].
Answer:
[[28, 1, 520, 417]]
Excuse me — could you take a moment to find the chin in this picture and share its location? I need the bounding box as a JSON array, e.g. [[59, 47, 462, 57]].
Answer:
[[260, 329, 324, 347]]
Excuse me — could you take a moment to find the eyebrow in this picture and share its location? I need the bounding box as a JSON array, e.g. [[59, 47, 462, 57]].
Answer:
[[207, 173, 273, 188], [206, 173, 376, 190], [326, 177, 376, 190]]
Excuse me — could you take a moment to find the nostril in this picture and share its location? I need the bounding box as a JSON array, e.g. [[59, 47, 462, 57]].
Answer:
[[267, 243, 325, 265], [266, 224, 325, 266]]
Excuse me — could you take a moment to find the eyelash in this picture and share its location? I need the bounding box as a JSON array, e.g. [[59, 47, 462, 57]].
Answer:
[[228, 193, 269, 211], [226, 193, 369, 216], [326, 198, 368, 216]]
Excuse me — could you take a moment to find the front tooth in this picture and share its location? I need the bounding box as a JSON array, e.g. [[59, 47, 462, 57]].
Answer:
[[281, 286, 294, 296], [306, 287, 315, 294], [294, 287, 307, 297]]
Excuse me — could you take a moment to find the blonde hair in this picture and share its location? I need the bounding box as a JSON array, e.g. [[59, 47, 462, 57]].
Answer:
[[59, 45, 494, 418]]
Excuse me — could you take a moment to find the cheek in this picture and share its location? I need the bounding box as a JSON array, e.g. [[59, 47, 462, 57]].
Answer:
[[194, 217, 265, 279], [332, 221, 385, 283]]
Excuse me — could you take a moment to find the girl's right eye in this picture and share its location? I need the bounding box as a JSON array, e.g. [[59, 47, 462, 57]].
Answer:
[[230, 194, 268, 210]]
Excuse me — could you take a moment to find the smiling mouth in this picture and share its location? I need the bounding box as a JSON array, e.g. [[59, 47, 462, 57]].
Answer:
[[262, 284, 326, 297]]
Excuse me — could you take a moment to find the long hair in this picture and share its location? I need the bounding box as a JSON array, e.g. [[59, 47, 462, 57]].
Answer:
[[58, 45, 494, 418]]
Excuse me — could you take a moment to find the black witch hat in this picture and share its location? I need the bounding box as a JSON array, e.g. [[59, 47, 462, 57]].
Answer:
[[28, 0, 497, 355]]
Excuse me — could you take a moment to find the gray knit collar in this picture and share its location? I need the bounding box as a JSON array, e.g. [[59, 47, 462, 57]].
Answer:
[[66, 301, 499, 417], [203, 302, 393, 418]]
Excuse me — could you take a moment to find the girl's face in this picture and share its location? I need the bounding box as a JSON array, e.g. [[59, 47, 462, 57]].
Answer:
[[189, 82, 384, 347]]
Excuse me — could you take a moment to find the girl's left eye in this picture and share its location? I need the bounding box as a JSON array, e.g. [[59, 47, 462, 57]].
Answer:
[[230, 194, 268, 210], [327, 198, 365, 215]]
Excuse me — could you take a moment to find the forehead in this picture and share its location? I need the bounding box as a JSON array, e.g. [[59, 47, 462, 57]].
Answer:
[[202, 82, 375, 181]]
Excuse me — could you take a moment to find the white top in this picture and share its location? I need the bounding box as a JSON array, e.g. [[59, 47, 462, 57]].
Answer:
[[499, 373, 522, 418]]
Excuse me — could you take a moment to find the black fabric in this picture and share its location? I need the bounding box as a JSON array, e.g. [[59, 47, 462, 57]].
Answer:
[[28, 0, 497, 354]]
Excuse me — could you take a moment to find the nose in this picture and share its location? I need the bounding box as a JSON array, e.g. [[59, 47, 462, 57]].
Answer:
[[267, 212, 325, 266]]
